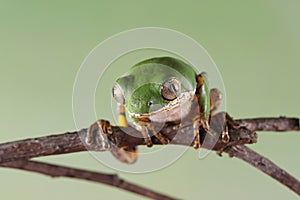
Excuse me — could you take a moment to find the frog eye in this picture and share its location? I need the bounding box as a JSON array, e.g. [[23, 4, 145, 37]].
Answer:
[[161, 77, 181, 101], [112, 83, 125, 104]]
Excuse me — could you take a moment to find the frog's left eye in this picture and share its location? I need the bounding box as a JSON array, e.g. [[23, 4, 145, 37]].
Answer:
[[161, 77, 181, 101], [112, 83, 125, 104]]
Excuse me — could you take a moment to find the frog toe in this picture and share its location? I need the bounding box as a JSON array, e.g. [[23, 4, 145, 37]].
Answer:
[[111, 146, 138, 164], [154, 132, 170, 144], [86, 120, 112, 151]]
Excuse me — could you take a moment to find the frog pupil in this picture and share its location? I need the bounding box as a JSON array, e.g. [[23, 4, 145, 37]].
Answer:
[[171, 83, 178, 93]]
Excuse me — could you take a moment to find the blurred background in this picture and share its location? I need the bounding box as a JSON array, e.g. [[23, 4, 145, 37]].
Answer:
[[0, 1, 299, 199]]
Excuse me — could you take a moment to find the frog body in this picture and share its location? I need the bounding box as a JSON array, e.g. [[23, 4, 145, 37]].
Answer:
[[110, 57, 212, 163], [115, 57, 201, 124]]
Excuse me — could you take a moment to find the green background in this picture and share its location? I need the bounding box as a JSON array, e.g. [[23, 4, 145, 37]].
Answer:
[[1, 1, 299, 199]]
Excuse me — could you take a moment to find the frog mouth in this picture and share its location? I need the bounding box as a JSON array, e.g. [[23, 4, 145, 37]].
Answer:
[[128, 91, 195, 123]]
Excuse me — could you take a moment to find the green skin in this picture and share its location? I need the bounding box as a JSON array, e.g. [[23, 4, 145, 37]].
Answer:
[[115, 57, 210, 125]]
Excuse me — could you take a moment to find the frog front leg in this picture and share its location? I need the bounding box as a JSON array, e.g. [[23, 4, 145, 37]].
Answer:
[[195, 74, 231, 145], [136, 121, 170, 147], [193, 73, 230, 147], [110, 84, 139, 163], [193, 72, 211, 149], [110, 103, 139, 164]]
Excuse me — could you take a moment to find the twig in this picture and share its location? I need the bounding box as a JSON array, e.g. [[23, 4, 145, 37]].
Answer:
[[0, 130, 84, 164], [0, 113, 299, 198], [0, 160, 176, 200], [225, 145, 300, 195], [0, 113, 256, 164], [236, 117, 300, 132]]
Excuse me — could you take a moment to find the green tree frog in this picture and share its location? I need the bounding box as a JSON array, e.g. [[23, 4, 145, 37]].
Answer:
[[87, 57, 228, 164]]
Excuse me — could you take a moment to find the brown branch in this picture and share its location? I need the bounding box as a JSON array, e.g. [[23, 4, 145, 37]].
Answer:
[[0, 113, 256, 164], [236, 117, 300, 132], [0, 130, 84, 164], [0, 160, 176, 200], [0, 113, 299, 197], [225, 145, 300, 195]]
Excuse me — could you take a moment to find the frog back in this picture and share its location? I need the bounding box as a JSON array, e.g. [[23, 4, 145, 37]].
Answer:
[[116, 57, 197, 99]]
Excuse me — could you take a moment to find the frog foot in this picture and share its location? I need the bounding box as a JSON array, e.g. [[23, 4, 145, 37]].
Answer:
[[193, 118, 201, 149], [139, 125, 170, 147], [154, 132, 170, 145], [193, 117, 216, 149], [111, 146, 138, 164], [139, 126, 153, 147], [86, 120, 112, 151]]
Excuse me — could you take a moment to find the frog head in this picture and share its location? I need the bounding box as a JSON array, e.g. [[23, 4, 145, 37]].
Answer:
[[112, 57, 198, 124], [113, 76, 195, 123]]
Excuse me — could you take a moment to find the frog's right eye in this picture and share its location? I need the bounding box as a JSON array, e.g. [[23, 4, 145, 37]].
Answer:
[[161, 77, 181, 101], [112, 83, 125, 104]]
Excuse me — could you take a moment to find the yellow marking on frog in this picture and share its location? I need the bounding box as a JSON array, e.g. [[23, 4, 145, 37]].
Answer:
[[118, 104, 128, 127]]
